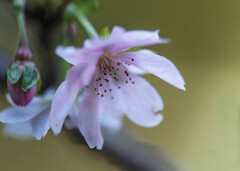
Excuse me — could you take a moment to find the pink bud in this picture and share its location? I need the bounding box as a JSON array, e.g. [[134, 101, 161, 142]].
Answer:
[[7, 80, 36, 106], [6, 46, 40, 106]]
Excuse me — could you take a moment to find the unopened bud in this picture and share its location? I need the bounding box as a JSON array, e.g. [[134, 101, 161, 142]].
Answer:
[[6, 47, 40, 106], [68, 23, 77, 39], [64, 23, 78, 44]]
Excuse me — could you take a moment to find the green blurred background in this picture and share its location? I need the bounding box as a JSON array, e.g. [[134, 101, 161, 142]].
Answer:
[[1, 0, 240, 170]]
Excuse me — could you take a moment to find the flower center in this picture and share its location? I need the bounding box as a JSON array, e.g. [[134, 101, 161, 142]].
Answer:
[[92, 55, 135, 99]]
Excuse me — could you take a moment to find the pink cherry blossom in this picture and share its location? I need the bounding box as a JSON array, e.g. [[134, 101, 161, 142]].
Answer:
[[50, 26, 185, 150]]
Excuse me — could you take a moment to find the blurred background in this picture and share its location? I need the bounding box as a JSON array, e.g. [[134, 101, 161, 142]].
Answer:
[[1, 0, 240, 170]]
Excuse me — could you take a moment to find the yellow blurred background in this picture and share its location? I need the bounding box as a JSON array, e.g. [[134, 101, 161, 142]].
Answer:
[[1, 0, 240, 170]]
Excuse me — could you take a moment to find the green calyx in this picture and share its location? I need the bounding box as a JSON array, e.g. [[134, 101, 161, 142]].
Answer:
[[21, 64, 40, 92], [7, 62, 40, 92], [7, 63, 22, 84], [99, 27, 110, 37]]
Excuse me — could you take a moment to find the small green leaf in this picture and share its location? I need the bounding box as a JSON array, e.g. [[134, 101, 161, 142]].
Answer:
[[99, 26, 110, 37], [119, 46, 143, 53], [7, 64, 22, 84], [21, 64, 40, 92]]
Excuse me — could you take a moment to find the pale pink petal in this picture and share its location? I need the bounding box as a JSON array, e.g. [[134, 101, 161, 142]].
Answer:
[[120, 75, 164, 127], [109, 27, 168, 53], [64, 101, 81, 130], [98, 92, 124, 133], [50, 59, 99, 135], [50, 81, 78, 135], [0, 97, 46, 124], [55, 46, 84, 65], [125, 65, 148, 75], [110, 26, 126, 36], [76, 89, 103, 150], [117, 49, 186, 90], [83, 26, 125, 50], [31, 108, 50, 140], [83, 26, 167, 54], [64, 119, 76, 130]]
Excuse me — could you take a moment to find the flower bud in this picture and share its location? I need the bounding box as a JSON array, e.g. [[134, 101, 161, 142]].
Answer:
[[67, 23, 77, 41], [6, 47, 40, 106]]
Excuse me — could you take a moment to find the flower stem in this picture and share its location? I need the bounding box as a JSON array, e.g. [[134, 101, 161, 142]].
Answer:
[[12, 0, 29, 47], [74, 7, 98, 39], [17, 10, 29, 47]]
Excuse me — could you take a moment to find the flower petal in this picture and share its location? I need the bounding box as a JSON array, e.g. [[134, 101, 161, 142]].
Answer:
[[125, 65, 148, 75], [76, 89, 103, 150], [31, 108, 50, 140], [55, 46, 84, 65], [109, 27, 168, 53], [120, 75, 164, 127], [49, 81, 77, 135], [50, 58, 99, 135], [110, 26, 126, 36], [64, 100, 81, 130], [64, 119, 76, 130], [83, 26, 167, 54], [3, 121, 32, 140], [117, 49, 186, 90], [0, 97, 47, 124], [98, 92, 123, 133]]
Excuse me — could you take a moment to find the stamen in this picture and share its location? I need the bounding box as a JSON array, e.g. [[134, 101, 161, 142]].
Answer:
[[93, 55, 136, 99]]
